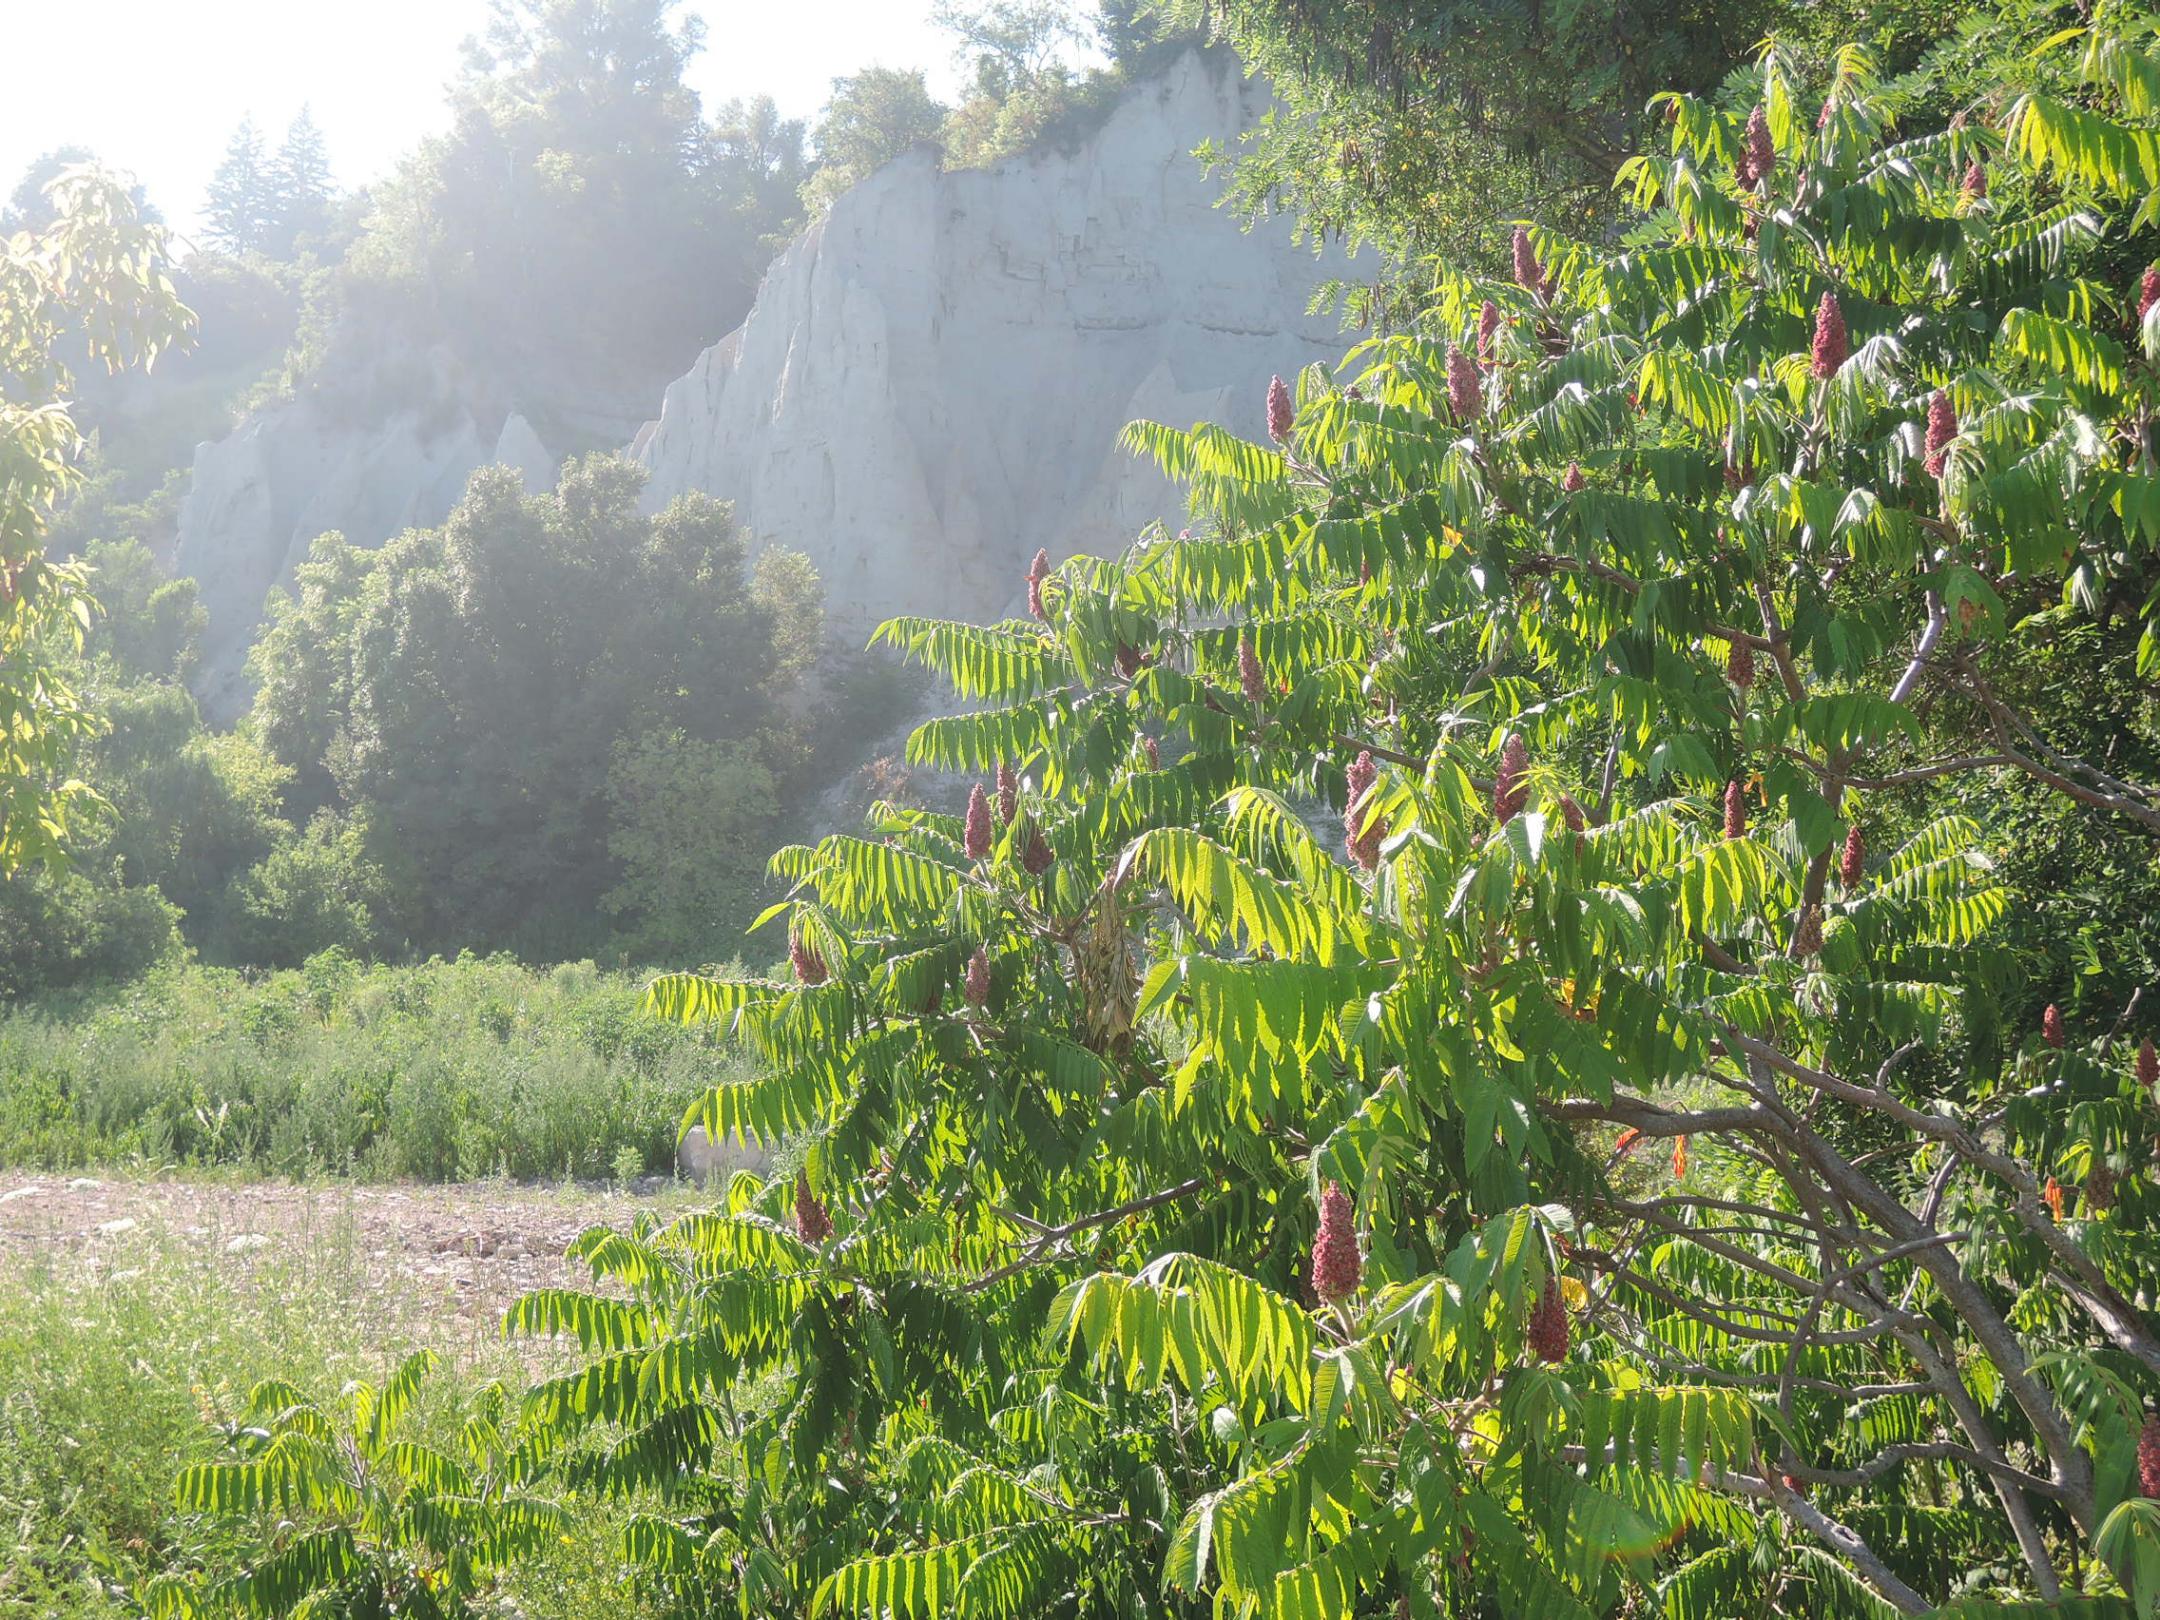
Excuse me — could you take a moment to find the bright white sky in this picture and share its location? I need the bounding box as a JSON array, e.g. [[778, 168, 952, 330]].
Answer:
[[1, 0, 1006, 245]]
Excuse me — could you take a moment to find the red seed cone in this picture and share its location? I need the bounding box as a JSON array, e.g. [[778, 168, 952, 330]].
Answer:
[[1728, 638, 1756, 691], [1924, 389, 1958, 477], [790, 935, 828, 986], [1528, 1276, 1570, 1363], [1962, 159, 1987, 202], [1561, 463, 1586, 493], [2139, 1037, 2157, 1091], [2043, 1176, 2065, 1221], [1817, 97, 1834, 131], [1310, 1182, 1362, 1302], [1724, 779, 1747, 839], [963, 946, 991, 1007], [1740, 105, 1773, 187], [1267, 373, 1294, 442], [1237, 634, 1266, 705], [2086, 1166, 2117, 1215], [794, 1170, 833, 1243], [2141, 1417, 2160, 1498], [1512, 226, 1544, 295], [2140, 267, 2160, 328], [1794, 905, 1824, 958], [1478, 298, 1502, 366], [1559, 794, 1587, 834], [1026, 548, 1052, 620], [1344, 750, 1382, 872], [1447, 345, 1481, 421], [1020, 823, 1055, 876], [1140, 734, 1160, 770], [1841, 823, 1865, 888], [1494, 733, 1530, 826], [964, 782, 993, 861], [2044, 1003, 2067, 1049], [1812, 291, 1849, 379], [995, 761, 1018, 824]]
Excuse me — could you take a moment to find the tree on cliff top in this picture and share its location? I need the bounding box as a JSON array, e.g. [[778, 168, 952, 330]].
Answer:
[[202, 119, 276, 257], [330, 0, 802, 412], [1161, 0, 1961, 309], [801, 66, 949, 216]]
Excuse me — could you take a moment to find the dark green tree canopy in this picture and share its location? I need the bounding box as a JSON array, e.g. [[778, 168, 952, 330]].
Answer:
[[245, 455, 821, 958]]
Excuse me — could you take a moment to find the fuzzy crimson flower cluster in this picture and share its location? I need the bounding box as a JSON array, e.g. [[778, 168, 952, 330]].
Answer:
[[1025, 548, 1051, 620], [794, 1170, 833, 1243], [1477, 298, 1502, 366], [1344, 750, 1382, 871], [1727, 637, 1756, 690], [1310, 1182, 1361, 1301], [1736, 105, 1774, 188], [1238, 634, 1266, 706], [1528, 1277, 1569, 1363], [1447, 346, 1480, 422], [1511, 226, 1550, 299], [1266, 373, 1294, 443], [1493, 733, 1530, 825], [1812, 291, 1849, 379], [1924, 389, 1959, 477]]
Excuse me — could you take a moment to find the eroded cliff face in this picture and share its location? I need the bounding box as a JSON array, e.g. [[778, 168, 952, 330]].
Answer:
[[173, 340, 614, 721], [631, 49, 1361, 630], [173, 50, 1359, 721]]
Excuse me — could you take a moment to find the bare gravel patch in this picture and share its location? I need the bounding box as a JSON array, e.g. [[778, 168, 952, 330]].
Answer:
[[0, 1172, 702, 1339]]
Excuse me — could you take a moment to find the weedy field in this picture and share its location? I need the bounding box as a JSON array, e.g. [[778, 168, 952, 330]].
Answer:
[[0, 954, 751, 1183], [0, 1173, 701, 1619]]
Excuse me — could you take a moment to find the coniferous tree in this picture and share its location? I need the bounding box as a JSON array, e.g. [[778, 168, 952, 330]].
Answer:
[[201, 117, 276, 256], [268, 105, 333, 255]]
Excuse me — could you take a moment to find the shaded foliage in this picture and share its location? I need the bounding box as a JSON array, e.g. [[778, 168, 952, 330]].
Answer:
[[244, 455, 821, 960]]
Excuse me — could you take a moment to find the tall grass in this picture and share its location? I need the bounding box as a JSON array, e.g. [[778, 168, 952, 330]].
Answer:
[[0, 1207, 649, 1617], [0, 951, 747, 1181]]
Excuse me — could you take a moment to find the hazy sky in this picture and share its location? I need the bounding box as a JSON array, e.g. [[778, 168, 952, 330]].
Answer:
[[1, 0, 1001, 244]]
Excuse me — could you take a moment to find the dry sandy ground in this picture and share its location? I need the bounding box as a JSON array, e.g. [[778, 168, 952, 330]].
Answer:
[[0, 1172, 697, 1339]]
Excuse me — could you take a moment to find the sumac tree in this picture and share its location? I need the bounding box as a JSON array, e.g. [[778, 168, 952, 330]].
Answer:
[[175, 10, 2160, 1620]]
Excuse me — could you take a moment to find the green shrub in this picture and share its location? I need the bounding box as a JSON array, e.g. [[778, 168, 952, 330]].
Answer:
[[0, 859, 181, 1001], [0, 954, 749, 1181], [0, 1212, 638, 1618]]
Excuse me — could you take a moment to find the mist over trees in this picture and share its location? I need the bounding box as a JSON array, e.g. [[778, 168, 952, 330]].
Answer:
[[244, 457, 823, 959], [2, 456, 826, 988], [201, 109, 335, 259]]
